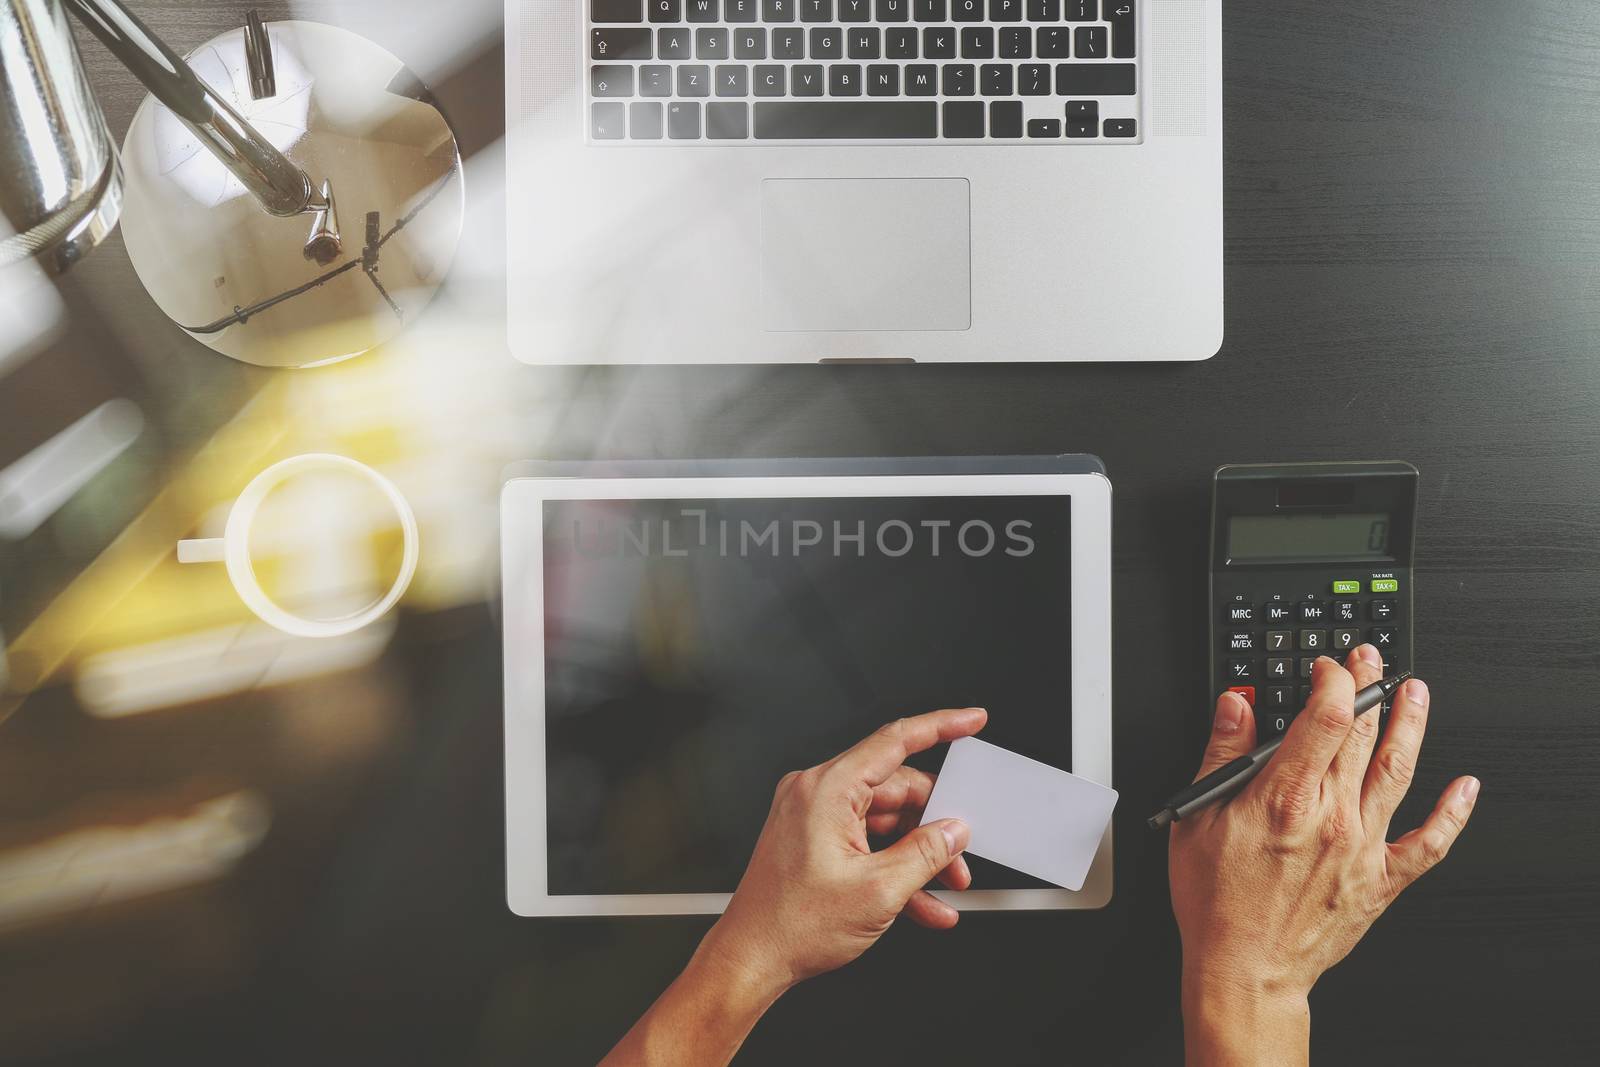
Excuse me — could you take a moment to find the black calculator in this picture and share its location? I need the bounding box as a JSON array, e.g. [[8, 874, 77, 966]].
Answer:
[[1210, 462, 1418, 737]]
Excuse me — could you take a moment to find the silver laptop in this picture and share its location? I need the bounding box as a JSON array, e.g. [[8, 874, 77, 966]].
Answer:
[[504, 0, 1221, 363]]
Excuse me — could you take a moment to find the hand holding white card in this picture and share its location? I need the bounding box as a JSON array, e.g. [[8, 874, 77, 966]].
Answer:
[[919, 737, 1117, 892]]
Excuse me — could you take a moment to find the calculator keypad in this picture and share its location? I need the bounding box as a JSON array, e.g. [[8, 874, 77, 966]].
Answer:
[[1216, 578, 1408, 739]]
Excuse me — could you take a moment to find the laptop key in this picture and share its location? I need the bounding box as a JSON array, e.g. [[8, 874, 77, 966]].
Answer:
[[1019, 63, 1050, 95], [1055, 63, 1136, 95], [941, 64, 974, 95], [829, 64, 862, 95], [960, 27, 994, 59], [943, 100, 984, 137], [716, 64, 750, 96], [677, 64, 711, 96], [630, 101, 664, 138], [980, 64, 1012, 96], [952, 0, 982, 20], [849, 28, 881, 58], [667, 100, 701, 137], [1000, 26, 1030, 59], [686, 0, 719, 20], [591, 101, 625, 139], [1036, 27, 1069, 59], [924, 27, 955, 59], [914, 0, 945, 18], [696, 28, 729, 58], [1106, 0, 1136, 58], [645, 0, 680, 21], [592, 28, 652, 60], [1027, 117, 1060, 138], [590, 65, 635, 97], [658, 29, 692, 58], [800, 0, 833, 19], [1065, 0, 1094, 18], [940, 99, 979, 137], [753, 101, 937, 138], [772, 28, 804, 58], [904, 64, 938, 95], [640, 65, 672, 96], [876, 0, 909, 20], [811, 27, 842, 59], [1067, 117, 1095, 137], [1104, 117, 1137, 137], [726, 0, 758, 19], [887, 27, 918, 58], [595, 0, 644, 20], [791, 64, 826, 95], [866, 64, 900, 95], [734, 28, 766, 58], [1075, 25, 1107, 59], [707, 101, 749, 138], [764, 0, 796, 19], [753, 64, 787, 95], [990, 99, 1023, 138]]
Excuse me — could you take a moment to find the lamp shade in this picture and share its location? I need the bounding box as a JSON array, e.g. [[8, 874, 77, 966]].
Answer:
[[117, 18, 463, 368]]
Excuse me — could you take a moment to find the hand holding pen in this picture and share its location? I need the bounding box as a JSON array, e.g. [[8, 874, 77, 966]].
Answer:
[[1162, 647, 1479, 1064]]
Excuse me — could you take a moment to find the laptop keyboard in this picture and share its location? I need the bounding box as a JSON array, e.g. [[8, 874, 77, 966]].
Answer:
[[587, 0, 1140, 143]]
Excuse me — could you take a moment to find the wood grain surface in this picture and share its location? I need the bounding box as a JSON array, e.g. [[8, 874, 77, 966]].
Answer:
[[13, 0, 1598, 1063]]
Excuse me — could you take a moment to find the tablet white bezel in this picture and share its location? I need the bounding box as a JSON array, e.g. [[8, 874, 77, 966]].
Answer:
[[503, 472, 1113, 916]]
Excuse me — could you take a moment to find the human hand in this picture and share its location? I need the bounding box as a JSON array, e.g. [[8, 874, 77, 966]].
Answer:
[[602, 708, 985, 1066], [700, 707, 987, 996], [1168, 647, 1478, 1064]]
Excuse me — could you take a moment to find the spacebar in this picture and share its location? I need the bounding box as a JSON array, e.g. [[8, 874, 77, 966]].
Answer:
[[754, 102, 937, 140]]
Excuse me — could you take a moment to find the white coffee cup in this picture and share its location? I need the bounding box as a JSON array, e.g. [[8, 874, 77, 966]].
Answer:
[[177, 453, 419, 638]]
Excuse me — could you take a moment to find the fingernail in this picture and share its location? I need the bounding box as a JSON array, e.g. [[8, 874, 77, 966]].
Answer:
[[1214, 694, 1244, 734], [941, 819, 969, 855], [1358, 643, 1382, 667], [1459, 777, 1480, 804], [1405, 678, 1429, 706]]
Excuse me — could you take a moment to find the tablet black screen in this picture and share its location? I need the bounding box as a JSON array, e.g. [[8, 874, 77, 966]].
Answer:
[[540, 494, 1072, 895]]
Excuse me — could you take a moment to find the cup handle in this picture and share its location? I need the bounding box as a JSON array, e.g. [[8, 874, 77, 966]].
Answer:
[[177, 537, 226, 564]]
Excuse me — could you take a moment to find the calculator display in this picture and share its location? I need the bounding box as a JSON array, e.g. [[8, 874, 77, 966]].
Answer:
[[1228, 513, 1391, 562], [1211, 462, 1419, 739]]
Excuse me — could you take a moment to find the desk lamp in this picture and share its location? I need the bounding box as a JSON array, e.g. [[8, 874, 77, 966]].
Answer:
[[1, 0, 462, 368]]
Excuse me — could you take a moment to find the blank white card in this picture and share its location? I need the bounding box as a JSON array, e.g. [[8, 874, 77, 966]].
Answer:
[[920, 737, 1118, 892]]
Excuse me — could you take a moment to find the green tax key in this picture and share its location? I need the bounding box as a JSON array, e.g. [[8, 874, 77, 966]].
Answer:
[[1331, 580, 1361, 594], [1370, 578, 1399, 593]]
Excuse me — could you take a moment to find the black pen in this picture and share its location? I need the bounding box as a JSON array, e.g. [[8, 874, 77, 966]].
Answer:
[[1147, 671, 1413, 831]]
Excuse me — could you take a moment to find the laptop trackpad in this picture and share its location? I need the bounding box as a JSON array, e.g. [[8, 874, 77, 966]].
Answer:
[[761, 178, 971, 333]]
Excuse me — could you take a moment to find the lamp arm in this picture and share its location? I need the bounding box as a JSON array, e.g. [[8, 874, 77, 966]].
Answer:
[[62, 0, 313, 216]]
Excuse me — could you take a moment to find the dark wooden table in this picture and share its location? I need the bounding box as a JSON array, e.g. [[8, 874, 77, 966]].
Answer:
[[9, 0, 1598, 1063]]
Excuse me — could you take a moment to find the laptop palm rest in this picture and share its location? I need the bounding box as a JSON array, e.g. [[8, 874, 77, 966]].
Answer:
[[760, 178, 971, 333]]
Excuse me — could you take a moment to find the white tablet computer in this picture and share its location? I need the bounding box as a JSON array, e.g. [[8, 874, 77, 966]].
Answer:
[[502, 457, 1113, 917]]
